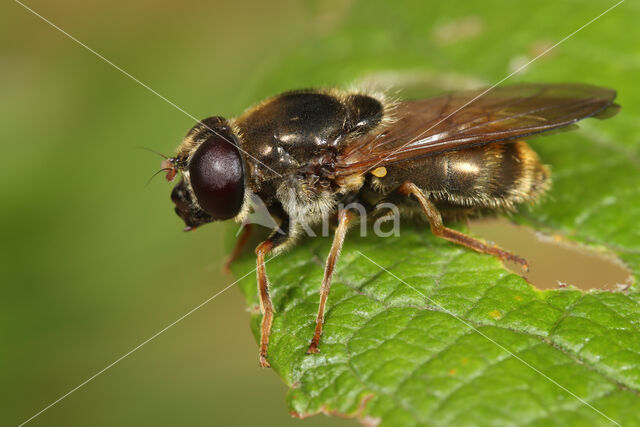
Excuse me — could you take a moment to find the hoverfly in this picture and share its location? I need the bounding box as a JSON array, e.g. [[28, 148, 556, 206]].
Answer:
[[163, 83, 618, 367]]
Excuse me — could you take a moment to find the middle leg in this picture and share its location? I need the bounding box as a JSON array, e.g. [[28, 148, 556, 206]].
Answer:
[[306, 209, 354, 354]]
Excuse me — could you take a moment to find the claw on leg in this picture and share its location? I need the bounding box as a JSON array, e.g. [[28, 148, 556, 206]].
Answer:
[[259, 355, 270, 368]]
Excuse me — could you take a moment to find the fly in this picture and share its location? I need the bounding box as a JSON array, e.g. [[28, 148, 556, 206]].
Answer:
[[162, 84, 619, 367]]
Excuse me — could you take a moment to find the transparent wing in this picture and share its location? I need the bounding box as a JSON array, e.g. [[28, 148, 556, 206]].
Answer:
[[335, 83, 618, 175]]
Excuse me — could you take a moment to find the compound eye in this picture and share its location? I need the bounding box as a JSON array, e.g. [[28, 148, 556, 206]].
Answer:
[[188, 135, 244, 220]]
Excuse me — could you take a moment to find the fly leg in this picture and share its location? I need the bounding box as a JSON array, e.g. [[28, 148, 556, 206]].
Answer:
[[223, 224, 253, 274], [398, 182, 529, 270], [256, 238, 275, 367], [255, 217, 291, 367], [306, 209, 353, 354]]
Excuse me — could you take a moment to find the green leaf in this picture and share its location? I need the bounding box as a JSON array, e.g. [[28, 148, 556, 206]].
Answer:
[[232, 0, 640, 425]]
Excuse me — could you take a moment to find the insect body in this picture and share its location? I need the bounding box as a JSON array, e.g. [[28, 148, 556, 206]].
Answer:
[[164, 84, 618, 367]]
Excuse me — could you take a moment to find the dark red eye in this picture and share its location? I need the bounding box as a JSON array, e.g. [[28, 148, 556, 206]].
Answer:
[[188, 133, 244, 220]]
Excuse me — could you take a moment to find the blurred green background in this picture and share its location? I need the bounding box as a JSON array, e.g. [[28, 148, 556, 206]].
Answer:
[[1, 0, 635, 425]]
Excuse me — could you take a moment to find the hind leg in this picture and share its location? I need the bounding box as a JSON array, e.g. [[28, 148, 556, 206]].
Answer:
[[398, 182, 528, 270]]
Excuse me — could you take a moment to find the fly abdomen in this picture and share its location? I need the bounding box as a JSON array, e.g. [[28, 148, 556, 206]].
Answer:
[[431, 141, 550, 209], [376, 141, 550, 210]]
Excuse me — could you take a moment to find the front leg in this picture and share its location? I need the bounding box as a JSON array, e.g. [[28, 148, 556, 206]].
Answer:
[[223, 224, 252, 274], [255, 218, 290, 368], [256, 239, 275, 368]]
